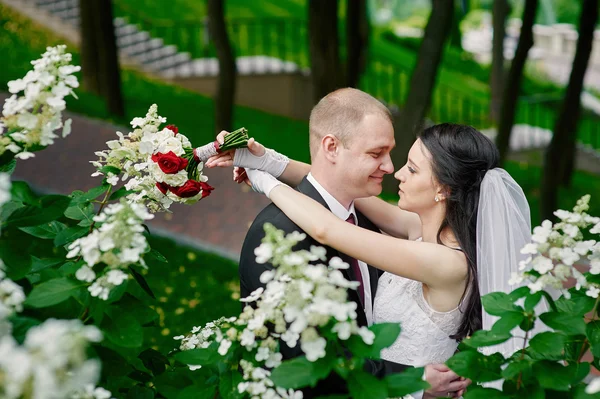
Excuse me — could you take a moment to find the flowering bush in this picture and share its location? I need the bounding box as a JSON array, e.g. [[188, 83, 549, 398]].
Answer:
[[171, 224, 428, 398], [0, 45, 78, 165], [445, 195, 600, 398]]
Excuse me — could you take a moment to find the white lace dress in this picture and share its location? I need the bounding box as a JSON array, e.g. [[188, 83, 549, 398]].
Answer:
[[373, 270, 463, 367]]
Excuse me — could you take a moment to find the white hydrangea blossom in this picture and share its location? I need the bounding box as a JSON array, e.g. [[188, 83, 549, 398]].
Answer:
[[0, 45, 79, 160], [175, 224, 383, 398], [91, 104, 209, 213], [0, 260, 25, 323], [516, 195, 600, 298], [69, 384, 114, 399], [0, 319, 103, 399], [67, 200, 153, 300]]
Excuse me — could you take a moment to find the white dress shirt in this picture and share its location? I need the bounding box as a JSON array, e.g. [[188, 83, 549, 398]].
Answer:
[[306, 173, 373, 326]]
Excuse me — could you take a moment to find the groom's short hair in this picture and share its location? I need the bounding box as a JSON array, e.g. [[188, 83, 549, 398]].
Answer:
[[309, 88, 392, 158]]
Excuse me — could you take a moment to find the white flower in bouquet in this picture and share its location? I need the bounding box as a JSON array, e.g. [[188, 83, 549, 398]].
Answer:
[[0, 319, 102, 399], [67, 200, 153, 300], [516, 195, 600, 298], [0, 45, 79, 161], [91, 105, 215, 213]]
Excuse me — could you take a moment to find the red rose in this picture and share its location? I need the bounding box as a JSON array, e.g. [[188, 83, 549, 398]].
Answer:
[[168, 180, 202, 198], [156, 182, 170, 195], [199, 181, 214, 198], [165, 124, 178, 135], [151, 151, 188, 174]]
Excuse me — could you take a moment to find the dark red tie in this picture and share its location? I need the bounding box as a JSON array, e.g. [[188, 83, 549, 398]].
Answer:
[[345, 214, 365, 304]]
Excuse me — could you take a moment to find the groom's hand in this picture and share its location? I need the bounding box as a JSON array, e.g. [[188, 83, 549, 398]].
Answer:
[[205, 131, 265, 168], [423, 363, 470, 398]]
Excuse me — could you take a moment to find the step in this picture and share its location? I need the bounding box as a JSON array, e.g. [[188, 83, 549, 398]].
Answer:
[[121, 38, 165, 57], [117, 31, 151, 49], [36, 0, 76, 13], [146, 52, 191, 71], [53, 6, 79, 20], [115, 23, 139, 37], [136, 45, 178, 64]]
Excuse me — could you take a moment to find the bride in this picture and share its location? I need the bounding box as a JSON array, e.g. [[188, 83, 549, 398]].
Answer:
[[206, 112, 533, 386]]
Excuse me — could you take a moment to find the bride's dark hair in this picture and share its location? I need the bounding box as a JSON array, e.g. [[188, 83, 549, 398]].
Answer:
[[418, 123, 500, 341]]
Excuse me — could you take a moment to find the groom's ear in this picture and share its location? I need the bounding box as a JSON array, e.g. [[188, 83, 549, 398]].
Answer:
[[322, 135, 339, 163]]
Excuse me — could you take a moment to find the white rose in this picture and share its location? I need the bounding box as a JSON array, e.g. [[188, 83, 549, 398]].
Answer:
[[163, 170, 188, 187], [157, 137, 184, 156]]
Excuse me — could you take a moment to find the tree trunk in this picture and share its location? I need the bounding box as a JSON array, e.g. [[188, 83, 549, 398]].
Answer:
[[495, 0, 538, 164], [388, 0, 454, 187], [541, 0, 598, 220], [208, 0, 237, 132], [308, 0, 343, 104], [490, 0, 509, 124], [346, 0, 369, 88], [79, 0, 101, 95], [90, 0, 125, 118], [560, 0, 599, 186]]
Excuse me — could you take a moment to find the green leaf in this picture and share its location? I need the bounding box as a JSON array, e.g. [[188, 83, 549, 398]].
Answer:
[[540, 312, 587, 336], [129, 266, 156, 299], [462, 386, 506, 399], [482, 292, 521, 316], [492, 312, 524, 335], [177, 385, 216, 399], [64, 201, 94, 222], [128, 370, 153, 383], [99, 165, 121, 176], [271, 356, 329, 389], [10, 181, 39, 205], [11, 316, 41, 344], [508, 286, 531, 302], [173, 348, 219, 367], [587, 321, 600, 358], [528, 332, 566, 359], [147, 248, 168, 263], [30, 257, 64, 272], [385, 367, 429, 397], [24, 277, 81, 308], [556, 292, 596, 316], [19, 221, 67, 239], [81, 184, 110, 201], [0, 238, 32, 280], [540, 290, 558, 313], [4, 195, 71, 227], [117, 294, 158, 325], [0, 201, 24, 223], [58, 260, 84, 276], [462, 330, 513, 348], [347, 369, 388, 399], [101, 312, 143, 348], [139, 348, 169, 376], [54, 226, 88, 247], [533, 360, 576, 391], [109, 186, 135, 201], [346, 323, 401, 358], [524, 292, 542, 311], [446, 350, 504, 382], [125, 385, 154, 399], [501, 359, 532, 380], [0, 158, 16, 174]]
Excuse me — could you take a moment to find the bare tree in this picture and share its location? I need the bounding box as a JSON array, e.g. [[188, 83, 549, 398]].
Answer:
[[490, 0, 509, 123], [541, 0, 598, 220], [388, 0, 454, 183], [79, 0, 124, 117], [207, 0, 237, 132], [308, 0, 344, 104], [495, 0, 538, 164], [346, 0, 369, 88]]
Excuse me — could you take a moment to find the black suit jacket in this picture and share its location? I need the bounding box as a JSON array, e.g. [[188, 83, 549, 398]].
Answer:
[[239, 177, 409, 396]]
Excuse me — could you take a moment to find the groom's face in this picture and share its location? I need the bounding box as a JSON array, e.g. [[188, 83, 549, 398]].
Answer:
[[337, 114, 395, 199]]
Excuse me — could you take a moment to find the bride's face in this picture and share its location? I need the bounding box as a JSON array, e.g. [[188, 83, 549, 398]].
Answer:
[[394, 139, 442, 213]]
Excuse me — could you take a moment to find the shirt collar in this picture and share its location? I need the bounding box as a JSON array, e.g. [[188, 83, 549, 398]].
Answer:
[[307, 173, 357, 223]]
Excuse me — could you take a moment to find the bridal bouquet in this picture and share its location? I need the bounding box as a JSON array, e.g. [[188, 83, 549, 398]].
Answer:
[[0, 45, 79, 166], [91, 104, 248, 212]]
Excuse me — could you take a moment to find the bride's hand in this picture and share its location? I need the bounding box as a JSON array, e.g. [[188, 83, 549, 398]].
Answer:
[[205, 131, 265, 168]]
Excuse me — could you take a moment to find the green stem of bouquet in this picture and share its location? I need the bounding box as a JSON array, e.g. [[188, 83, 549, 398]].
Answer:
[[220, 127, 248, 152]]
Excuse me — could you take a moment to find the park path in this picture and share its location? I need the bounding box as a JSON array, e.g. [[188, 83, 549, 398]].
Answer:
[[5, 94, 270, 260]]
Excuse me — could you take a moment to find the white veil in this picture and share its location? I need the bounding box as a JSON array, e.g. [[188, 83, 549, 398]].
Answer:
[[476, 168, 549, 358]]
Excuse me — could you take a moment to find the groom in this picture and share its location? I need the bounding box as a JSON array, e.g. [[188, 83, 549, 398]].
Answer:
[[237, 88, 468, 398]]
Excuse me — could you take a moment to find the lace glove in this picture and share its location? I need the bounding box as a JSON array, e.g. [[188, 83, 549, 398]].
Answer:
[[245, 169, 287, 198], [233, 148, 289, 178], [194, 141, 220, 163]]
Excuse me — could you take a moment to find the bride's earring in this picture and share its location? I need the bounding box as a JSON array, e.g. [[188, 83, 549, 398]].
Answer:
[[434, 195, 439, 203]]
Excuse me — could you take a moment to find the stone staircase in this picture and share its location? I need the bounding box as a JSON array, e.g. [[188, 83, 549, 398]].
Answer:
[[28, 0, 301, 78]]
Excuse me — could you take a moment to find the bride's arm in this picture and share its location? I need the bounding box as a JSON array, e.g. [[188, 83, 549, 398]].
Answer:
[[354, 197, 421, 239], [278, 160, 311, 187], [268, 184, 467, 288]]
